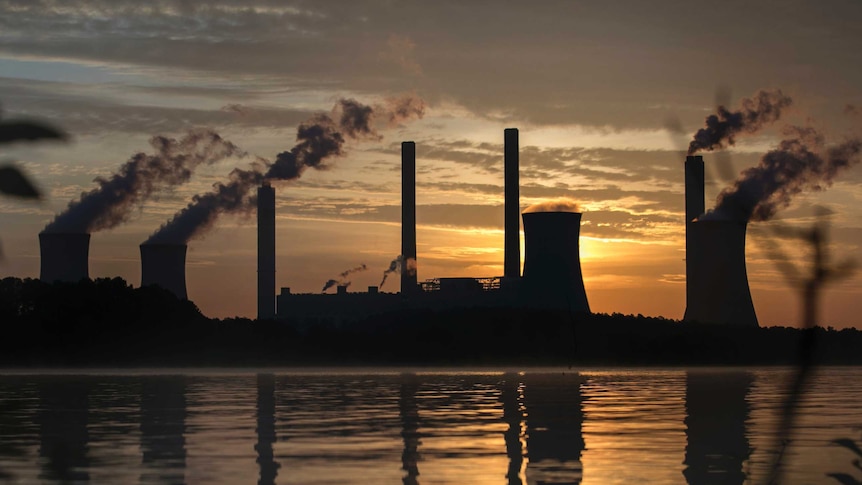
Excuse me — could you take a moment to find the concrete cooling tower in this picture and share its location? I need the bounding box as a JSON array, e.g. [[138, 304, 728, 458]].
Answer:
[[683, 220, 758, 326], [140, 243, 188, 300], [522, 212, 590, 313], [39, 232, 90, 283]]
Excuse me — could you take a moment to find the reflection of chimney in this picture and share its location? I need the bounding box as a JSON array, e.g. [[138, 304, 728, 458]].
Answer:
[[399, 374, 421, 485], [685, 155, 705, 317], [501, 372, 525, 485], [683, 220, 758, 326], [257, 183, 276, 320], [504, 128, 520, 278], [39, 233, 90, 283], [401, 141, 418, 295], [140, 243, 188, 300], [522, 212, 590, 312], [256, 374, 280, 485], [683, 371, 752, 484]]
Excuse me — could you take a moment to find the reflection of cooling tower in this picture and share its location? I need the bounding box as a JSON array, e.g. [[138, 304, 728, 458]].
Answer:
[[39, 232, 90, 283], [684, 220, 758, 326], [683, 371, 752, 485], [522, 212, 590, 313], [523, 373, 584, 485], [140, 243, 188, 300]]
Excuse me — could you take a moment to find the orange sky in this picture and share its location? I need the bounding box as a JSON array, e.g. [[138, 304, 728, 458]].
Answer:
[[1, 1, 860, 327]]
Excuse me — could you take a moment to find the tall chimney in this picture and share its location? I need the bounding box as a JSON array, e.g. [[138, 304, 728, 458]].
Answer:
[[504, 128, 520, 278], [685, 155, 705, 317], [140, 243, 188, 300], [39, 232, 90, 283], [522, 211, 590, 313], [683, 220, 758, 326], [257, 183, 276, 320], [401, 141, 418, 295]]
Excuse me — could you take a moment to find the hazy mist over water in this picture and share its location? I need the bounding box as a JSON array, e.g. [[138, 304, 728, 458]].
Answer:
[[0, 368, 860, 484]]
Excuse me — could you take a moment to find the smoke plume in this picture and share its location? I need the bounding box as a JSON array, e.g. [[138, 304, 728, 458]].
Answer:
[[703, 125, 862, 222], [688, 89, 793, 155], [321, 264, 368, 293], [523, 198, 580, 214], [379, 255, 417, 288], [44, 129, 242, 234], [146, 95, 425, 244]]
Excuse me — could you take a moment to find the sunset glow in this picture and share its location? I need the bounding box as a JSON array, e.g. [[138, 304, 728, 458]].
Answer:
[[1, 1, 860, 328]]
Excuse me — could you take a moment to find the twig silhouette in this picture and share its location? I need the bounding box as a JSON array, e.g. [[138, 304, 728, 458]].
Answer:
[[756, 209, 856, 485]]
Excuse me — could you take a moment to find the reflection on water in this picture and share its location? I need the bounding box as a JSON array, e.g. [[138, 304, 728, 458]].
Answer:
[[38, 378, 90, 482], [0, 368, 860, 484], [256, 374, 279, 485], [523, 373, 584, 484], [399, 374, 421, 485], [683, 371, 752, 485], [140, 376, 186, 484]]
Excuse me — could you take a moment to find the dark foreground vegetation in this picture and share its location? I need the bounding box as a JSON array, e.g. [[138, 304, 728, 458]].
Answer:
[[2, 277, 861, 367]]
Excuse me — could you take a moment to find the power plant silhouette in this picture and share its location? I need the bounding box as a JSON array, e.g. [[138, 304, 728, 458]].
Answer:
[[683, 155, 758, 326], [36, 129, 759, 326]]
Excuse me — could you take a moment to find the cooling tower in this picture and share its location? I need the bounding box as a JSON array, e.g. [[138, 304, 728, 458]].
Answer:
[[504, 128, 520, 278], [522, 212, 590, 312], [683, 220, 758, 326], [685, 155, 705, 315], [401, 141, 418, 296], [140, 243, 188, 300], [257, 183, 276, 320], [39, 232, 90, 283]]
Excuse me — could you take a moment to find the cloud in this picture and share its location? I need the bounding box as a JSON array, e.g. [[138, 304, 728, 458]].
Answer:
[[380, 34, 422, 76]]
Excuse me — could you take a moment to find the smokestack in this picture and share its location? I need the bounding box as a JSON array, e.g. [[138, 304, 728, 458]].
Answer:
[[685, 155, 705, 315], [683, 220, 758, 326], [257, 183, 276, 320], [140, 243, 188, 300], [39, 232, 90, 283], [401, 141, 418, 295], [504, 128, 520, 278], [521, 212, 590, 313]]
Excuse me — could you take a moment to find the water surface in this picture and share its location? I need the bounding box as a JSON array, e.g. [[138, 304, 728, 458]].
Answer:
[[1, 368, 860, 484]]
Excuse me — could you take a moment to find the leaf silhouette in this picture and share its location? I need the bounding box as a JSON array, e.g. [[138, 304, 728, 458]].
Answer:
[[0, 120, 67, 144], [833, 438, 862, 459], [0, 165, 41, 199], [826, 472, 862, 485]]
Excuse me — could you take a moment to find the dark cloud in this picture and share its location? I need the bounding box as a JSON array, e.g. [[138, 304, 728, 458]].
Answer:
[[0, 77, 316, 134], [146, 95, 425, 243], [3, 0, 861, 129], [43, 128, 242, 233], [705, 125, 862, 221]]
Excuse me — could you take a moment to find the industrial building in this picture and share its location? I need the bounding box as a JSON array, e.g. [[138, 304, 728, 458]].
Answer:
[[273, 128, 592, 322], [683, 156, 758, 326], [38, 232, 90, 283], [36, 129, 758, 327]]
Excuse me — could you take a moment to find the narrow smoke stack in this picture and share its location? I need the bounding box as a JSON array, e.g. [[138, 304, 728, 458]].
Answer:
[[257, 183, 276, 320], [504, 128, 520, 278], [39, 232, 90, 283], [521, 212, 590, 312], [683, 220, 758, 326], [685, 155, 705, 315], [401, 141, 418, 295], [140, 243, 188, 300]]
